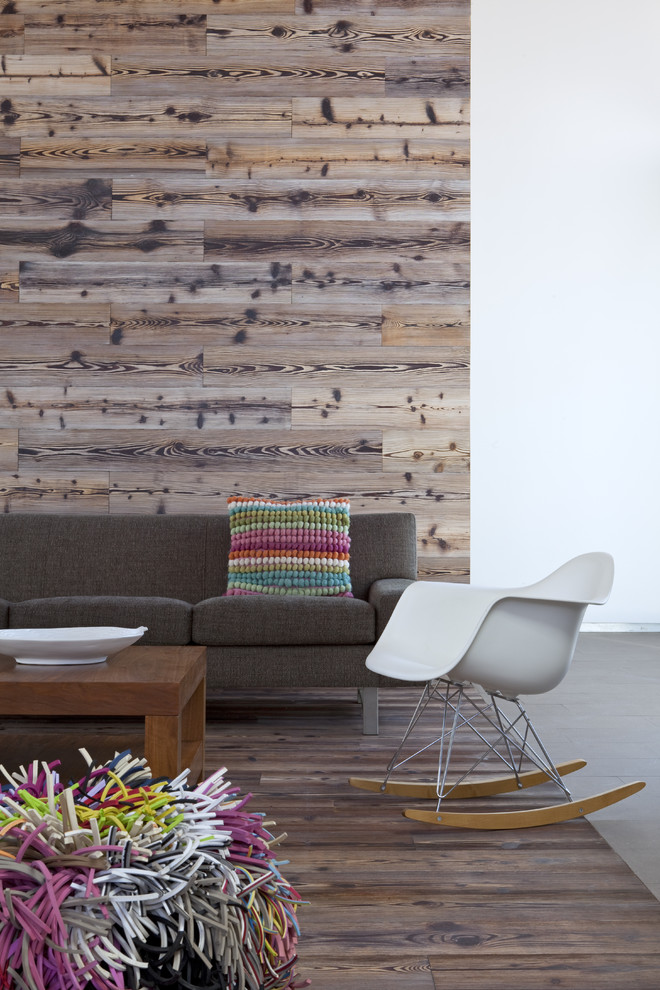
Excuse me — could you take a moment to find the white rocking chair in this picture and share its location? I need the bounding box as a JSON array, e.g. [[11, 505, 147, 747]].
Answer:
[[350, 552, 645, 828]]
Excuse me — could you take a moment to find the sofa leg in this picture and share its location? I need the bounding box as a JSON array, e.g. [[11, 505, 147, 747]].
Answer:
[[358, 687, 379, 735]]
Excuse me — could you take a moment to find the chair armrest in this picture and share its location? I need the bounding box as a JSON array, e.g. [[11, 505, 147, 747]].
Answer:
[[368, 578, 416, 637]]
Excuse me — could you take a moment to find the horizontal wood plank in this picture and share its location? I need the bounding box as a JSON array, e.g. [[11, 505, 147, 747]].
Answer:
[[19, 261, 292, 305], [111, 56, 386, 97], [20, 139, 208, 173], [292, 261, 470, 303], [3, 97, 291, 139], [384, 54, 469, 96], [0, 220, 203, 262], [295, 0, 469, 11], [19, 428, 383, 470], [0, 179, 111, 220], [0, 472, 109, 513], [291, 385, 468, 428], [11, 0, 293, 9], [0, 54, 111, 95], [0, 344, 203, 387], [382, 304, 470, 345], [204, 220, 469, 261], [203, 345, 468, 387], [383, 428, 470, 474], [0, 387, 291, 430], [0, 302, 110, 334], [109, 303, 382, 347], [24, 14, 207, 54], [292, 96, 469, 140], [429, 954, 660, 990], [112, 177, 470, 221], [207, 15, 470, 61], [206, 137, 469, 179], [106, 470, 468, 556]]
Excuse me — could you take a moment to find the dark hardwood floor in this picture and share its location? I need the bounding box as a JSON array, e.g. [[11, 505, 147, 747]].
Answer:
[[2, 687, 660, 989]]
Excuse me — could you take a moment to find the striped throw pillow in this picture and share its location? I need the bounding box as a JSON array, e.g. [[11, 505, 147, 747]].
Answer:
[[225, 497, 353, 597]]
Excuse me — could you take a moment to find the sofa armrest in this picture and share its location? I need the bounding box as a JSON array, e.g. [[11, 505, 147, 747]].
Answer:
[[368, 578, 416, 638]]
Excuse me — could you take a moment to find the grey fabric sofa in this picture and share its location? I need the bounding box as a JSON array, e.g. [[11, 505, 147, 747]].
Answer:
[[0, 512, 417, 732]]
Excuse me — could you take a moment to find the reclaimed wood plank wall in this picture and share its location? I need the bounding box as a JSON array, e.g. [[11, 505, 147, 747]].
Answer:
[[0, 0, 470, 579]]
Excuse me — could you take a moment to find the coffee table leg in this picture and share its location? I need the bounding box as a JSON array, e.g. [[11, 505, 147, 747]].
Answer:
[[144, 714, 181, 781], [144, 676, 206, 784], [181, 676, 206, 784]]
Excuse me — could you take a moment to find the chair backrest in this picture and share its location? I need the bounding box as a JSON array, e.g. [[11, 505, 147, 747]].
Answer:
[[522, 551, 614, 606], [449, 552, 614, 698], [366, 552, 614, 698]]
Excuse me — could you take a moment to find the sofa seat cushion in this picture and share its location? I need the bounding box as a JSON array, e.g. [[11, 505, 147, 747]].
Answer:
[[9, 597, 192, 646], [0, 599, 8, 628], [194, 595, 375, 647]]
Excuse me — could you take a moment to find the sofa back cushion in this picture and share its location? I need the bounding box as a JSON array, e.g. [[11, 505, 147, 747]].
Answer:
[[0, 511, 416, 604], [0, 515, 227, 604]]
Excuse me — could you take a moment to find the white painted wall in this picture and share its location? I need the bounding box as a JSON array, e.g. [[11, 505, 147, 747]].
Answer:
[[470, 0, 660, 622]]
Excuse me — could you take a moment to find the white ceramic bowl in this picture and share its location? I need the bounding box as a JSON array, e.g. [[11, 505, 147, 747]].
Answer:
[[0, 626, 148, 665]]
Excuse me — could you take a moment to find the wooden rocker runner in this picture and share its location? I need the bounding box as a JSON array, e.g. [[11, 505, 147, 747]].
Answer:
[[349, 553, 646, 829]]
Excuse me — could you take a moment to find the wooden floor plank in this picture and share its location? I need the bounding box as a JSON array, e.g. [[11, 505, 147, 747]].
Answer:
[[429, 954, 660, 990]]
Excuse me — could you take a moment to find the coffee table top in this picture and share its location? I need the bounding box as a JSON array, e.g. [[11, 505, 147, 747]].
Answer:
[[0, 644, 206, 717]]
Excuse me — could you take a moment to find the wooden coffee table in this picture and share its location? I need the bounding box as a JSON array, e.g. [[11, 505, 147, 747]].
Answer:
[[0, 645, 206, 783]]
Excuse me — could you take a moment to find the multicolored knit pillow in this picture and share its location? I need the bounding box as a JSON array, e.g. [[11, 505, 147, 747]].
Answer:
[[225, 496, 353, 597]]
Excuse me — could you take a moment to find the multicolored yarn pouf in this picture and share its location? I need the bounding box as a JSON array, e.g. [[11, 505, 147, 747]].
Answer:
[[225, 497, 352, 597], [0, 752, 308, 990]]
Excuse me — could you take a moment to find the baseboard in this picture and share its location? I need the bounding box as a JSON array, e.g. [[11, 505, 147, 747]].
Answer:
[[581, 622, 660, 632]]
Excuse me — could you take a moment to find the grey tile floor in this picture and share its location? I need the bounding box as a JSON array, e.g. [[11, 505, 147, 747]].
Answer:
[[520, 631, 660, 899]]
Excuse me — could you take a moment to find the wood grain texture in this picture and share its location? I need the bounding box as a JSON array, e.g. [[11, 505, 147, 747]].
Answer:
[[0, 179, 111, 219], [20, 139, 208, 173], [1, 0, 470, 575], [0, 15, 24, 55], [19, 260, 292, 304], [206, 137, 469, 179], [207, 14, 470, 62], [292, 96, 469, 139], [111, 56, 386, 98], [203, 345, 468, 385], [0, 342, 203, 387], [291, 385, 468, 428], [0, 220, 203, 262], [0, 54, 112, 95], [0, 387, 292, 430], [24, 15, 208, 55], [18, 428, 383, 470], [384, 54, 470, 96], [0, 430, 18, 471], [4, 96, 291, 139], [0, 472, 110, 513], [0, 268, 19, 301], [204, 220, 469, 262], [112, 177, 470, 222], [382, 304, 470, 345], [0, 136, 20, 175], [110, 303, 383, 346], [292, 260, 470, 303]]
